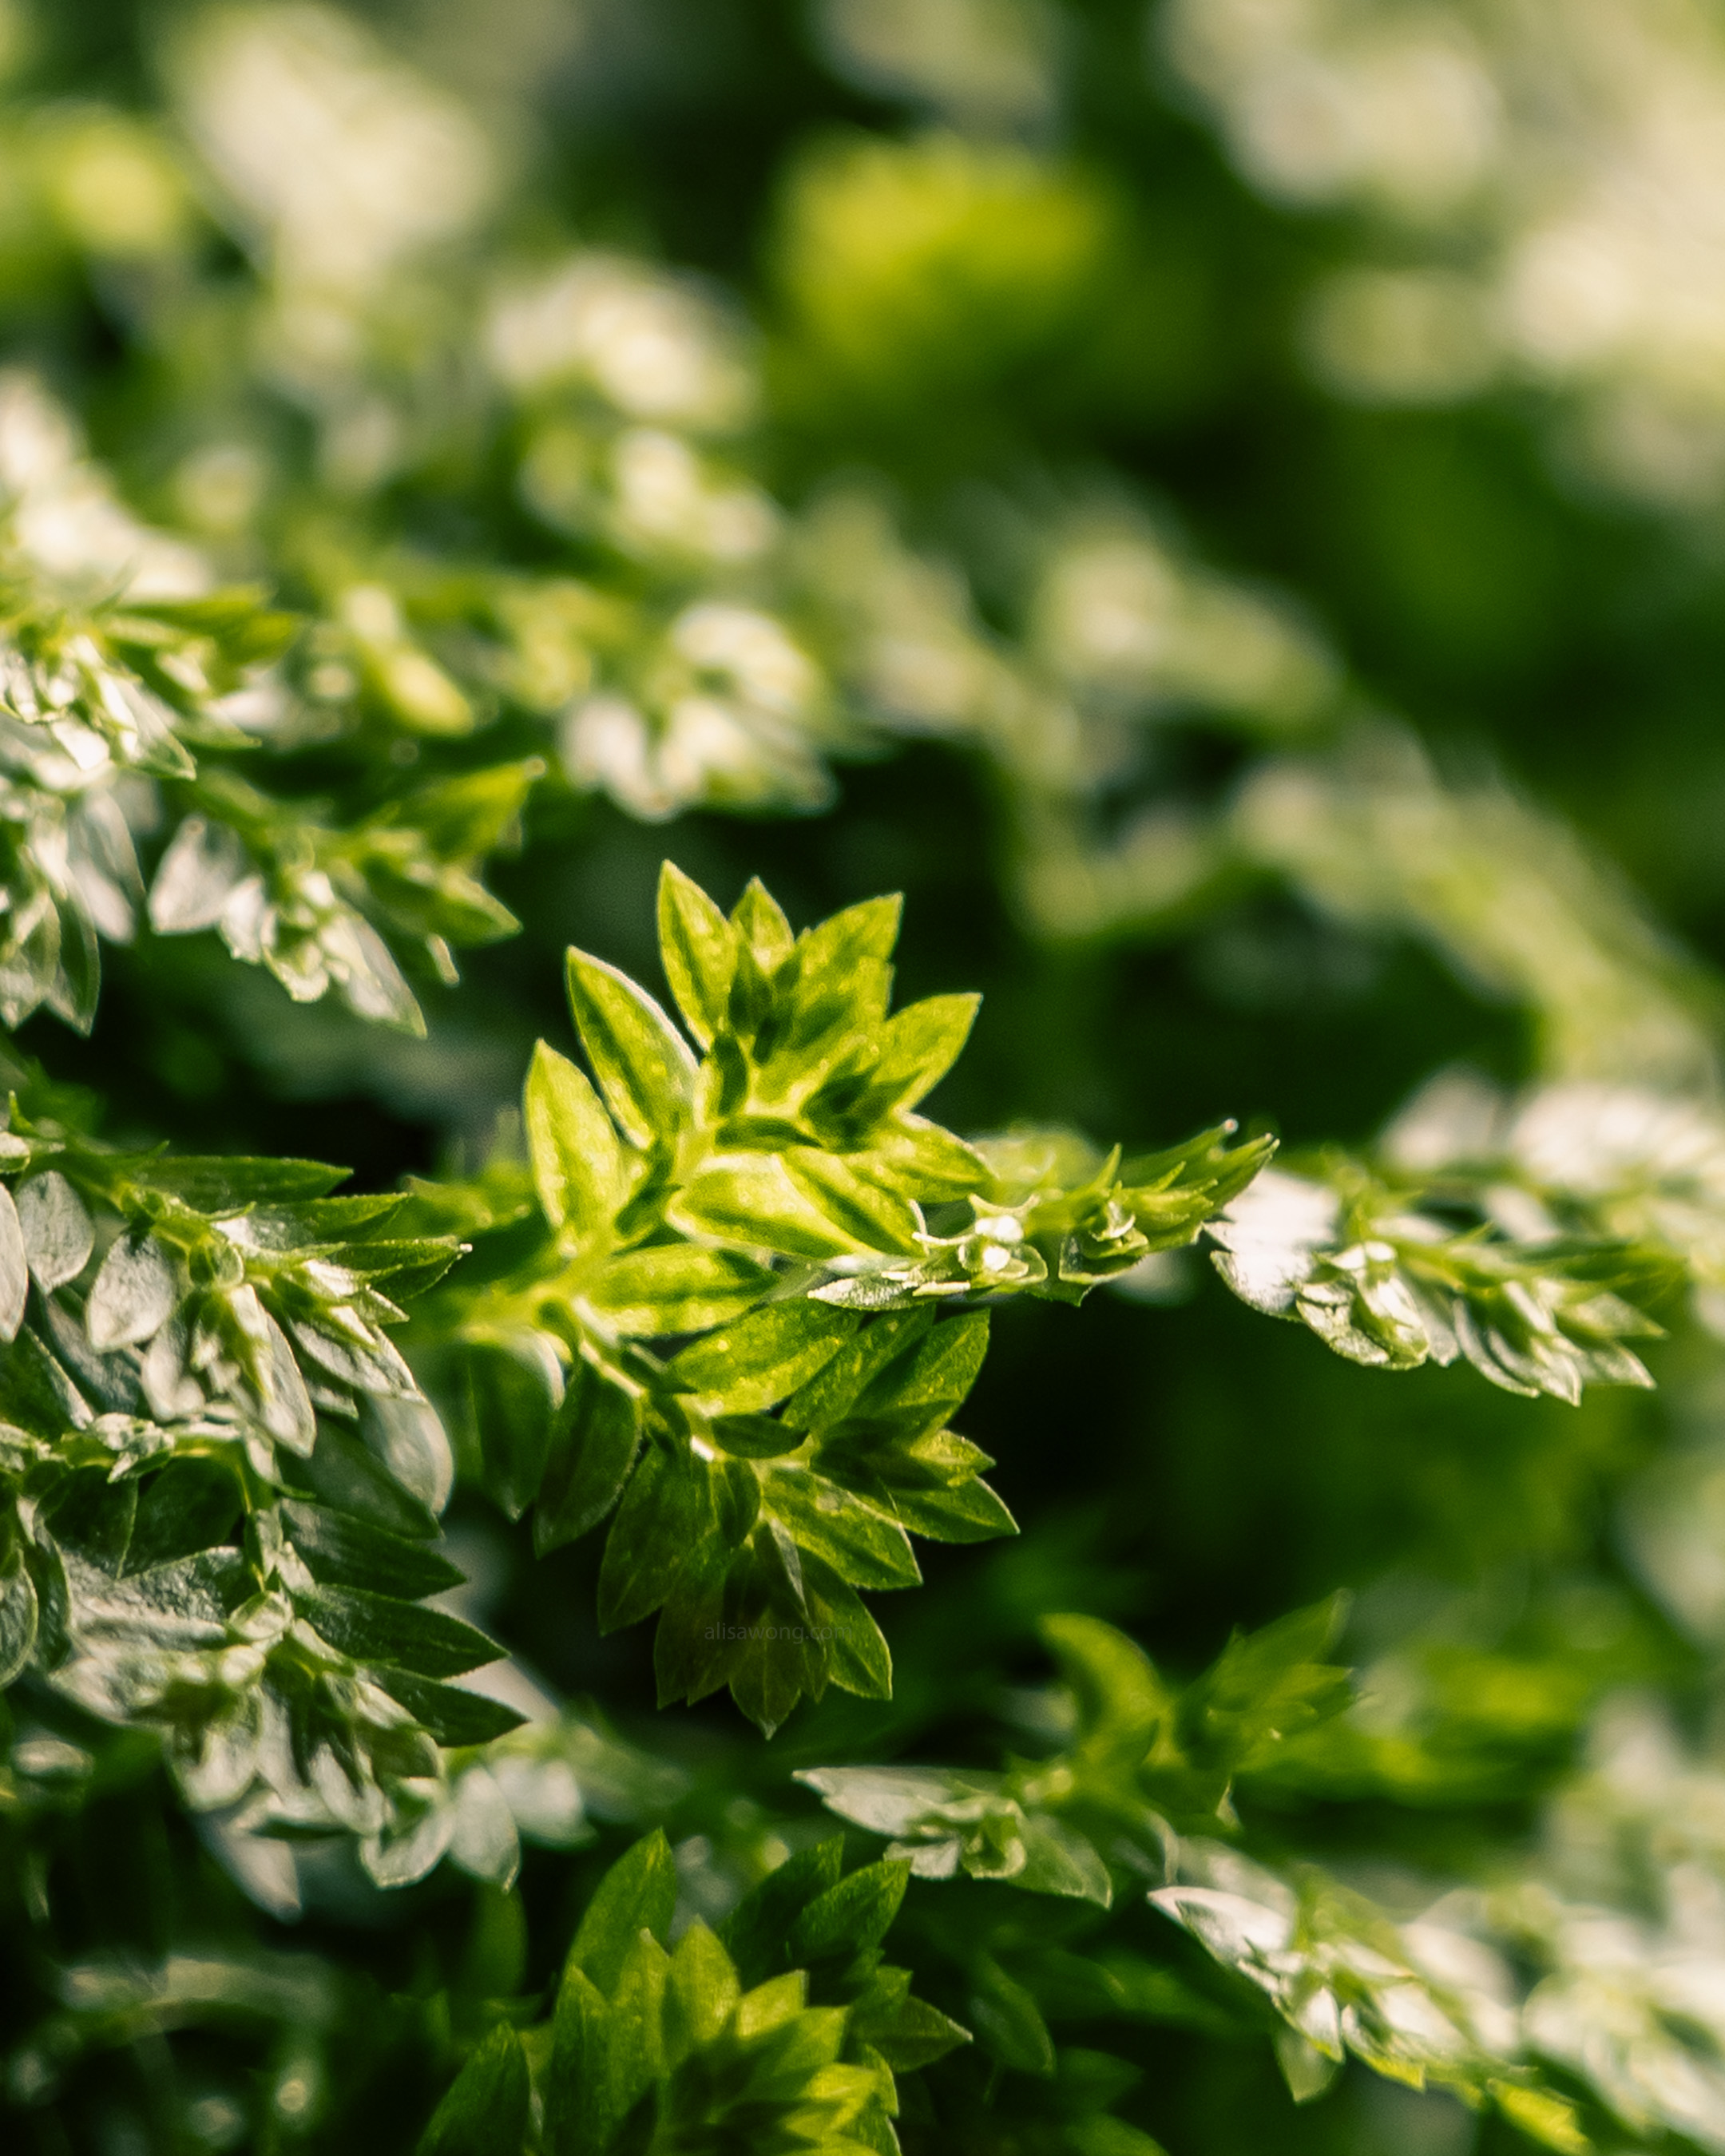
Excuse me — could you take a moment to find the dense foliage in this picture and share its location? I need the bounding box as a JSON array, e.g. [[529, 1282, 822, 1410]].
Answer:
[[10, 2, 1725, 2152]]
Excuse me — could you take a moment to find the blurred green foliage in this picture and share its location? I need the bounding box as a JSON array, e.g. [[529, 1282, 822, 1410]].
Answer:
[[6, 2, 1725, 2153]]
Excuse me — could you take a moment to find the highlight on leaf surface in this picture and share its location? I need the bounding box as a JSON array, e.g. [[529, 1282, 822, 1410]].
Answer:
[[420, 862, 1271, 1731], [1203, 1070, 1713, 1401]]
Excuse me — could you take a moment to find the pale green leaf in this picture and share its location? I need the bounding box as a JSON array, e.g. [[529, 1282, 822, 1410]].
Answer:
[[525, 1040, 625, 1242], [589, 1244, 775, 1336], [657, 861, 738, 1049], [0, 1183, 25, 1342], [565, 949, 698, 1148], [17, 1171, 93, 1291], [86, 1230, 178, 1351]]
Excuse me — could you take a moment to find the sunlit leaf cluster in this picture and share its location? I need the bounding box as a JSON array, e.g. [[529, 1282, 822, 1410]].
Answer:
[[411, 866, 1268, 1732]]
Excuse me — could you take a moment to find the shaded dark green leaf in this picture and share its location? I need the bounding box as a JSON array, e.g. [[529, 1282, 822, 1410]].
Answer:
[[418, 2023, 529, 2156], [295, 1584, 502, 1678], [280, 1499, 466, 1599], [375, 1667, 528, 1747], [535, 1364, 643, 1555]]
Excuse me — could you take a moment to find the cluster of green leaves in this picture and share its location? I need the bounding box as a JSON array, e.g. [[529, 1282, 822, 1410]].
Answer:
[[804, 1603, 1353, 1904], [8, 6, 1725, 2156], [0, 379, 559, 1041], [807, 1608, 1602, 2150], [0, 1053, 540, 1885], [150, 755, 540, 1035], [1208, 1155, 1679, 1404], [419, 1829, 967, 2156], [0, 590, 539, 1044], [412, 865, 1270, 1732], [0, 572, 287, 1031]]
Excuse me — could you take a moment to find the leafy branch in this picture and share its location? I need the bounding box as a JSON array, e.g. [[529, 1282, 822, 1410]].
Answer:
[[0, 1058, 530, 1885], [1202, 1069, 1725, 1400], [412, 863, 1271, 1733], [806, 1611, 1592, 2152]]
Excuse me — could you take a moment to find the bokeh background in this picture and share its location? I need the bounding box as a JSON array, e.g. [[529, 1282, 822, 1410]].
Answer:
[[13, 2, 1725, 2152]]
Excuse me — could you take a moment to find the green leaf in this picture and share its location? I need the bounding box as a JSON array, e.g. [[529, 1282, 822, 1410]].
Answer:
[[719, 1838, 845, 1985], [780, 1307, 937, 1430], [1492, 2083, 1590, 2154], [665, 1300, 857, 1413], [670, 1152, 874, 1259], [862, 993, 981, 1115], [39, 1465, 135, 1570], [568, 1828, 678, 1992], [418, 2023, 529, 2156], [85, 1230, 178, 1351], [126, 1461, 243, 1573], [357, 1389, 454, 1516], [787, 1859, 909, 1963], [852, 1983, 972, 2071], [968, 1953, 1057, 2075], [809, 1562, 894, 1699], [375, 1668, 528, 1747], [448, 1766, 522, 1887], [888, 1476, 1017, 1542], [0, 1538, 38, 1688], [759, 1464, 922, 1589], [378, 759, 541, 859], [16, 1171, 93, 1291], [665, 1920, 743, 2062], [730, 877, 795, 973], [280, 1500, 466, 1600], [768, 896, 901, 1065], [858, 1307, 990, 1423], [657, 861, 738, 1048], [1181, 1595, 1352, 1777], [0, 1184, 25, 1342], [295, 1584, 503, 1677], [290, 1417, 442, 1540], [128, 1157, 348, 1209], [791, 894, 902, 999], [565, 949, 698, 1148], [596, 1439, 704, 1631], [535, 1363, 644, 1555], [1040, 1613, 1168, 1764], [460, 1333, 564, 1520], [710, 1411, 805, 1459], [607, 1927, 670, 2118], [1017, 1817, 1113, 1904], [525, 1041, 625, 1244], [779, 1148, 924, 1254], [546, 1961, 613, 2156], [589, 1244, 776, 1336], [857, 1115, 992, 1202]]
